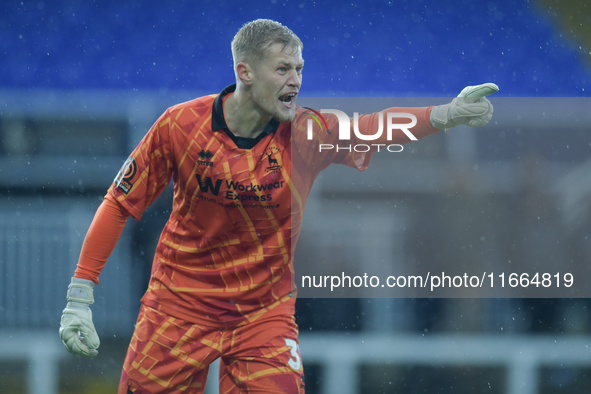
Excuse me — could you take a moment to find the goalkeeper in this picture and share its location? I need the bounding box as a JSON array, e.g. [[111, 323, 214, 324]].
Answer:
[[60, 19, 495, 394]]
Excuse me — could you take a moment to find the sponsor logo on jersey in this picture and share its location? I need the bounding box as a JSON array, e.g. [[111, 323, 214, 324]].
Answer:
[[195, 175, 286, 203], [197, 149, 214, 167], [196, 174, 222, 196], [114, 157, 137, 195]]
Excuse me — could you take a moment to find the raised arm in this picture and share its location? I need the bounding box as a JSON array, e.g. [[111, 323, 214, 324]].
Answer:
[[354, 106, 440, 146], [354, 83, 496, 147]]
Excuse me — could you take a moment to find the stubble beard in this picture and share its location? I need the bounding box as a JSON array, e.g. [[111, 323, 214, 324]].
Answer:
[[273, 112, 295, 123], [271, 104, 296, 123], [254, 92, 296, 123]]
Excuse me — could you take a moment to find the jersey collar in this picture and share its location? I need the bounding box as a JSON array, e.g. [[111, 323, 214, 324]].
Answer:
[[211, 84, 280, 138]]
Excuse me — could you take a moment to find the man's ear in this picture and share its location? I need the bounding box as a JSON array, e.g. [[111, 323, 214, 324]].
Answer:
[[236, 62, 254, 86]]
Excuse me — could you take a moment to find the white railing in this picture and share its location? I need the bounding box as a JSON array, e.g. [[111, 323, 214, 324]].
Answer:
[[0, 198, 136, 334], [2, 333, 590, 393], [0, 331, 65, 394], [298, 333, 591, 394]]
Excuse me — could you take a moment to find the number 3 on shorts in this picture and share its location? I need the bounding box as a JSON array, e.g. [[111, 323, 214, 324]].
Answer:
[[284, 338, 302, 371]]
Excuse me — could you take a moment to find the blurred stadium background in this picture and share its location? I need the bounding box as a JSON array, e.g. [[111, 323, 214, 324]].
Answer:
[[2, 0, 591, 393]]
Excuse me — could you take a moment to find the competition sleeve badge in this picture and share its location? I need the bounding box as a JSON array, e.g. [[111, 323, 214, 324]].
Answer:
[[114, 157, 137, 195]]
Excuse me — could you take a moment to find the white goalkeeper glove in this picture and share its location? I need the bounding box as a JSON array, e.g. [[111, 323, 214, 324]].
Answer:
[[430, 83, 498, 132], [59, 277, 100, 357]]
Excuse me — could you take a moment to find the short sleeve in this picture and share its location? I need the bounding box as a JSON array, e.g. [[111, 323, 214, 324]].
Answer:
[[108, 109, 175, 221]]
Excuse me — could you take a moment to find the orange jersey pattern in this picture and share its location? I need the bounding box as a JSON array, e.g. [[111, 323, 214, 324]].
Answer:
[[109, 85, 372, 327], [120, 305, 304, 393]]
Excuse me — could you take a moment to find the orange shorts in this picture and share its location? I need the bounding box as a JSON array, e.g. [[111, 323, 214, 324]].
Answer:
[[119, 305, 305, 394]]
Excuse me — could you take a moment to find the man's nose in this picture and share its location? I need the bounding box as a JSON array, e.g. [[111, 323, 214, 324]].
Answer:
[[287, 70, 301, 88]]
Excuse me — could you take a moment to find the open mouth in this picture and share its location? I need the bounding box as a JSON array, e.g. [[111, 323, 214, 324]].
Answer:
[[279, 93, 297, 108]]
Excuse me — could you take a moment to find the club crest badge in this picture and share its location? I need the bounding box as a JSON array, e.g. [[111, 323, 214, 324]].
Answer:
[[264, 147, 281, 173]]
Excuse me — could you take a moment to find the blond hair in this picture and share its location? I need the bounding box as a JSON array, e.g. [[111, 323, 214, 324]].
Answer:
[[231, 19, 303, 69]]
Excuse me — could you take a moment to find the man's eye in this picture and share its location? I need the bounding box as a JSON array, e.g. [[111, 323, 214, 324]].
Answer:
[[278, 67, 287, 72]]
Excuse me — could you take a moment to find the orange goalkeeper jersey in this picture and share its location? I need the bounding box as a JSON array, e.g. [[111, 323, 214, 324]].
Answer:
[[108, 84, 438, 327]]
